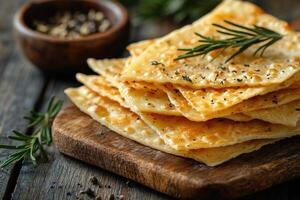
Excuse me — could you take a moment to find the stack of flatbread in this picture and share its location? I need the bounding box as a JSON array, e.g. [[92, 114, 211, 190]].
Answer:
[[65, 0, 300, 166]]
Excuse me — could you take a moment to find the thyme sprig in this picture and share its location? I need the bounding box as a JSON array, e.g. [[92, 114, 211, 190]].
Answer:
[[0, 97, 63, 168], [175, 20, 283, 62]]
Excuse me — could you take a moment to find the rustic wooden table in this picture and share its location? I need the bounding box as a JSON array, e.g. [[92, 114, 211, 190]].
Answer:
[[1, 0, 300, 199]]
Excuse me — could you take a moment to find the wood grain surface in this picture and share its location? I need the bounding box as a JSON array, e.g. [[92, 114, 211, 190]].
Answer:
[[53, 105, 300, 200], [1, 0, 300, 199], [0, 0, 46, 198], [12, 79, 172, 200]]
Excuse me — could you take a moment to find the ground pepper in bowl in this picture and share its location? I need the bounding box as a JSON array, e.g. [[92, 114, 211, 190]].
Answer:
[[33, 10, 111, 39]]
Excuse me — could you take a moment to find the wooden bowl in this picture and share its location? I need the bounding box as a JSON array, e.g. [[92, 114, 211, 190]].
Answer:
[[13, 0, 129, 74]]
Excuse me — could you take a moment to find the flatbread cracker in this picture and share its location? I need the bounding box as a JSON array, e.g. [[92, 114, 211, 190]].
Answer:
[[163, 84, 300, 125], [65, 86, 277, 166], [80, 73, 300, 126], [122, 0, 300, 89], [137, 111, 300, 150], [160, 84, 253, 122], [88, 58, 127, 87], [116, 81, 180, 116], [115, 84, 300, 150], [127, 39, 155, 57], [88, 58, 180, 115], [178, 77, 300, 114], [77, 71, 245, 120], [88, 57, 300, 124], [76, 73, 128, 108], [128, 33, 300, 115], [245, 100, 300, 127]]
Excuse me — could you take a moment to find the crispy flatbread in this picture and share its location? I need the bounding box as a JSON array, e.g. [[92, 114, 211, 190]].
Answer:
[[76, 73, 128, 108], [88, 58, 127, 87], [88, 58, 180, 115], [81, 73, 300, 126], [136, 111, 300, 150], [122, 0, 300, 89], [163, 84, 300, 125], [160, 84, 254, 121], [66, 0, 300, 167], [65, 86, 277, 166], [118, 81, 180, 115], [127, 39, 155, 57], [79, 73, 260, 122], [178, 78, 300, 114], [245, 100, 300, 127], [127, 33, 300, 115], [117, 81, 300, 150], [223, 114, 253, 122], [88, 58, 300, 125]]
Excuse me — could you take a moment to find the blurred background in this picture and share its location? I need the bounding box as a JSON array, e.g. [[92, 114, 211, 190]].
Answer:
[[118, 0, 300, 41], [7, 0, 300, 74]]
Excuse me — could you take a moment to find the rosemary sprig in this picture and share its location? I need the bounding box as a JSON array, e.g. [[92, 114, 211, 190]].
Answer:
[[175, 20, 283, 62], [0, 97, 63, 168]]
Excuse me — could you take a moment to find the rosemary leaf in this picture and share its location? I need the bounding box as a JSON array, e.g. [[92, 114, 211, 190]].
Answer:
[[175, 20, 283, 62], [0, 97, 63, 168]]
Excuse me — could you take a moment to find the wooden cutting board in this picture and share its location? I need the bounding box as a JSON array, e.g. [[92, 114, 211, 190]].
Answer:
[[52, 105, 300, 200]]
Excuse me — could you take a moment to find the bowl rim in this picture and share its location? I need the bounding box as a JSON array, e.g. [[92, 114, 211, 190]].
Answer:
[[13, 0, 129, 43]]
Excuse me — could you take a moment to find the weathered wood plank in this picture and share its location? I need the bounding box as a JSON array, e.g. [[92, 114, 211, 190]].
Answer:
[[0, 45, 46, 199], [12, 77, 300, 200], [11, 81, 300, 200], [0, 0, 27, 79], [14, 100, 300, 200], [13, 147, 172, 200], [12, 79, 173, 200], [0, 1, 46, 199], [242, 178, 300, 200], [49, 105, 300, 199]]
